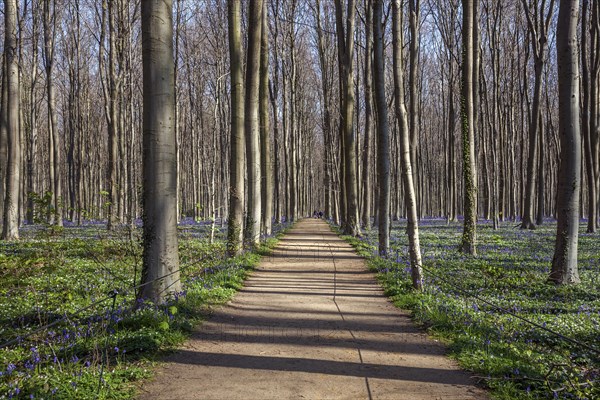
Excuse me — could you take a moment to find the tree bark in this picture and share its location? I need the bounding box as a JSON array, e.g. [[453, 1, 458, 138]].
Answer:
[[260, 2, 273, 236], [43, 0, 63, 227], [2, 0, 21, 240], [335, 0, 361, 237], [520, 0, 555, 229], [362, 0, 373, 230], [392, 0, 423, 290], [373, 0, 389, 256], [227, 0, 245, 256], [408, 0, 420, 215], [550, 0, 581, 285], [106, 0, 119, 230], [244, 0, 263, 246], [138, 0, 181, 303], [582, 0, 598, 232], [0, 55, 8, 231], [460, 0, 477, 255]]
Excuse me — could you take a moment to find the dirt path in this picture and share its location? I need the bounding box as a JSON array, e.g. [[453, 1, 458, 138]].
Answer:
[[138, 219, 487, 400]]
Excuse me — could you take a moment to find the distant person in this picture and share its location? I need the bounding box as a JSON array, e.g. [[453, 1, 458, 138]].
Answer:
[[313, 210, 318, 219], [319, 211, 324, 219]]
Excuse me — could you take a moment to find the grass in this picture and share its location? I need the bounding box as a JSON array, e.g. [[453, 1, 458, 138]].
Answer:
[[0, 221, 290, 399], [341, 218, 599, 400]]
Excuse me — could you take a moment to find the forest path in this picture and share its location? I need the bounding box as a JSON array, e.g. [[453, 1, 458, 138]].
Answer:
[[138, 219, 487, 400]]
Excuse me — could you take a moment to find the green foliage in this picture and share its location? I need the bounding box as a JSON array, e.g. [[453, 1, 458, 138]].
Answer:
[[343, 219, 600, 399], [0, 222, 286, 399]]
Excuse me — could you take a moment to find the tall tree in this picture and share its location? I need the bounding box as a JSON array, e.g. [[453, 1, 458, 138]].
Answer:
[[260, 1, 273, 237], [392, 0, 424, 290], [104, 0, 120, 230], [372, 0, 389, 255], [459, 0, 477, 255], [244, 0, 263, 246], [138, 0, 181, 303], [2, 0, 21, 240], [314, 0, 336, 222], [581, 0, 598, 233], [0, 55, 8, 231], [520, 0, 555, 229], [43, 0, 63, 227], [335, 0, 361, 236], [27, 0, 43, 225], [408, 0, 421, 213], [361, 0, 373, 230], [549, 0, 581, 285], [227, 0, 245, 256]]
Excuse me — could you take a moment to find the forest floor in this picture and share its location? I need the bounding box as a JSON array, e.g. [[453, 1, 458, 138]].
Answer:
[[137, 219, 487, 400]]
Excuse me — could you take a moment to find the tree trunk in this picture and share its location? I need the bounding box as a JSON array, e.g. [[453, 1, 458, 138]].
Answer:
[[362, 1, 373, 230], [2, 0, 21, 240], [106, 0, 119, 230], [550, 0, 581, 285], [260, 2, 273, 236], [392, 0, 423, 290], [138, 0, 181, 303], [227, 0, 245, 256], [335, 0, 361, 237], [244, 0, 263, 246], [373, 0, 389, 256], [582, 0, 598, 233], [460, 0, 477, 255], [408, 0, 420, 215], [0, 55, 8, 231], [520, 0, 555, 229], [43, 0, 63, 227], [536, 113, 545, 225]]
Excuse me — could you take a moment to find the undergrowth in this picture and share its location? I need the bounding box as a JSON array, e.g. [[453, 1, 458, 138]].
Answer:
[[0, 221, 289, 399], [341, 219, 599, 400]]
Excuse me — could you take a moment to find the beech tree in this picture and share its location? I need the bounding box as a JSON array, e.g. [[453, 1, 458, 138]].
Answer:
[[245, 0, 264, 246], [361, 0, 373, 230], [392, 0, 424, 290], [260, 1, 273, 237], [335, 0, 361, 237], [1, 0, 20, 240], [549, 0, 581, 285], [581, 0, 600, 233], [42, 0, 63, 227], [138, 0, 181, 303], [227, 0, 245, 256], [459, 0, 478, 255], [520, 0, 555, 230], [372, 0, 389, 255]]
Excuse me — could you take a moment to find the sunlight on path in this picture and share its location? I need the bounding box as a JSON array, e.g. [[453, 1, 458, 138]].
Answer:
[[138, 219, 487, 400]]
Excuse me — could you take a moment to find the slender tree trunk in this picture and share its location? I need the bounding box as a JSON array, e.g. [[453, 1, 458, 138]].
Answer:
[[362, 1, 373, 230], [138, 0, 181, 303], [2, 0, 21, 240], [268, 80, 282, 223], [107, 0, 119, 230], [244, 0, 263, 246], [582, 0, 598, 232], [259, 2, 273, 236], [227, 0, 245, 255], [315, 0, 334, 221], [408, 0, 420, 215], [372, 0, 389, 256], [335, 0, 361, 236], [460, 0, 477, 255], [43, 0, 63, 227], [536, 113, 545, 225], [392, 0, 423, 290], [0, 55, 8, 231], [520, 0, 555, 229], [550, 0, 581, 285]]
